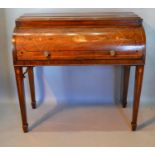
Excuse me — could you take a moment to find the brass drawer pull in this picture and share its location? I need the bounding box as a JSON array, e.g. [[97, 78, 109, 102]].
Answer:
[[44, 51, 51, 58], [110, 50, 116, 56]]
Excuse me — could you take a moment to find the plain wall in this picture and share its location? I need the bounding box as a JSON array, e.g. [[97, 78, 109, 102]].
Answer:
[[0, 8, 155, 107]]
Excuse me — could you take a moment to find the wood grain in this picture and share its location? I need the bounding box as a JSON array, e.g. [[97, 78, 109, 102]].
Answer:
[[122, 65, 130, 108], [131, 65, 144, 131], [28, 67, 36, 109], [14, 67, 28, 132]]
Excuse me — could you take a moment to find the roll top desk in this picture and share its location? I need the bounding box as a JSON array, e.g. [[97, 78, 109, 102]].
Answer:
[[12, 12, 146, 132]]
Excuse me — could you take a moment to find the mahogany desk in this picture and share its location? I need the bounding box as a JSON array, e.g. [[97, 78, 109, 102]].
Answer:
[[12, 12, 146, 132]]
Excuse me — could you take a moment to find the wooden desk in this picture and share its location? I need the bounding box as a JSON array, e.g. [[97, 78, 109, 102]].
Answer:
[[12, 12, 146, 132]]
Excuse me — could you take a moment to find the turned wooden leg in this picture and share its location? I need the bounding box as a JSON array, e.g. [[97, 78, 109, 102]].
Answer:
[[15, 67, 28, 133], [122, 65, 130, 108], [28, 67, 36, 109], [131, 65, 144, 131]]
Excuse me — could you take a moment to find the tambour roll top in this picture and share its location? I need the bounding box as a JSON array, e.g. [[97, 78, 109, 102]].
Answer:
[[12, 12, 146, 62]]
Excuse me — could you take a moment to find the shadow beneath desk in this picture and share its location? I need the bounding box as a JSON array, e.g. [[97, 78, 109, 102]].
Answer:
[[60, 66, 117, 106], [31, 65, 132, 132], [29, 104, 132, 132], [35, 66, 119, 107], [137, 116, 155, 130], [29, 103, 67, 131]]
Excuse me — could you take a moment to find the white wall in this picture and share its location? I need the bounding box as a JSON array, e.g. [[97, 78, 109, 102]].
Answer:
[[0, 8, 155, 106]]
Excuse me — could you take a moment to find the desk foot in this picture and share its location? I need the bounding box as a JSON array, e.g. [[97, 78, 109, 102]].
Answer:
[[23, 124, 29, 133], [131, 122, 137, 131], [31, 101, 37, 109]]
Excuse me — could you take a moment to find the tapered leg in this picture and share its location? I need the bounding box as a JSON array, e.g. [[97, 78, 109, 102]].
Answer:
[[15, 67, 28, 132], [131, 65, 144, 131], [28, 67, 36, 109], [122, 65, 130, 108]]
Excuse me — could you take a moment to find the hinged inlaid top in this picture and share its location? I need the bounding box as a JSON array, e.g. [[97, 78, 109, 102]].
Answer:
[[16, 12, 142, 27]]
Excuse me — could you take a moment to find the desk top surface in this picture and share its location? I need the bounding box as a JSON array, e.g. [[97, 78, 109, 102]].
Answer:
[[16, 12, 142, 27], [18, 12, 140, 19]]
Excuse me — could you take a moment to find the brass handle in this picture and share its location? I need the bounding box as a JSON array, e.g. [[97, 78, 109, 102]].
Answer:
[[44, 51, 51, 58], [110, 50, 116, 56]]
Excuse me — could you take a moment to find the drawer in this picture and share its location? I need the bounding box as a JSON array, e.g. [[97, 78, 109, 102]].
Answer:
[[16, 50, 143, 61]]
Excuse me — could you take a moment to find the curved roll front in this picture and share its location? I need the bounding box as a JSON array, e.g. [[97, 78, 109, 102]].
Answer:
[[12, 12, 146, 65]]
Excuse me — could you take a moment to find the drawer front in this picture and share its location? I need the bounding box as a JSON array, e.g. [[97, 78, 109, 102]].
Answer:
[[16, 50, 143, 61]]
